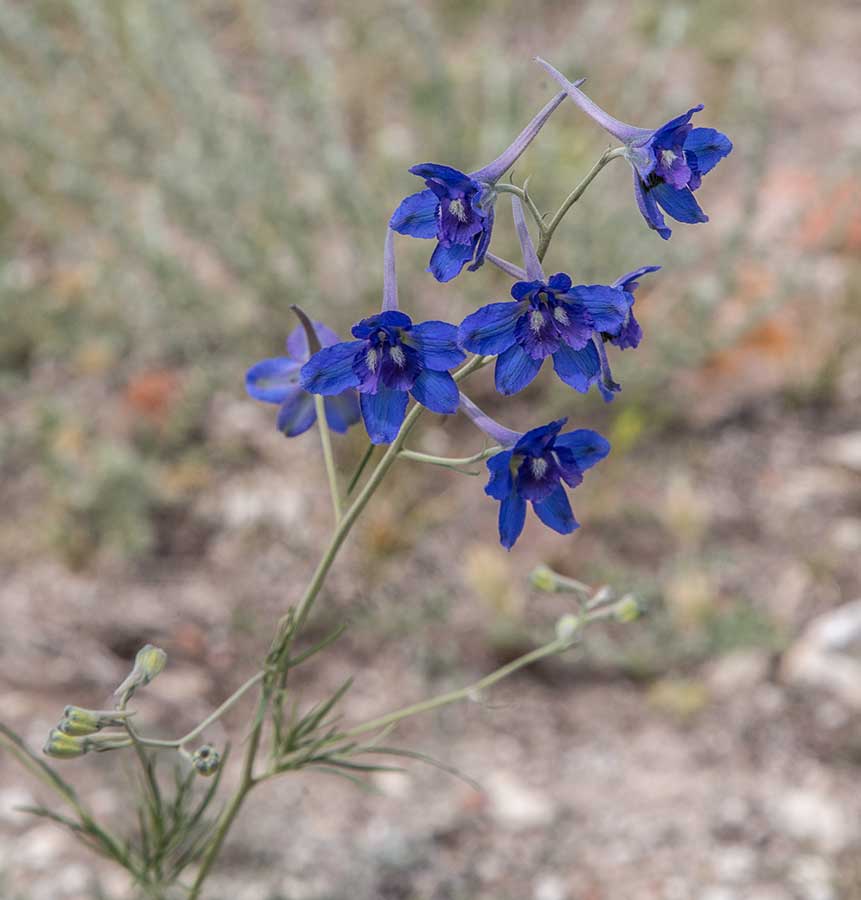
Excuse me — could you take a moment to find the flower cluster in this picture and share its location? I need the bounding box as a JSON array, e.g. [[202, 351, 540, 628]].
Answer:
[[246, 60, 731, 547]]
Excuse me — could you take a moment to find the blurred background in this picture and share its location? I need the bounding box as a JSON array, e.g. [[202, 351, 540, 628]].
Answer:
[[1, 0, 860, 897]]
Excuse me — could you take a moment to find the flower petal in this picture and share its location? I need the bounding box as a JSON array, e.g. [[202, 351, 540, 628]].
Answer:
[[498, 490, 527, 550], [410, 163, 475, 192], [458, 301, 523, 356], [428, 240, 476, 283], [684, 127, 732, 178], [495, 343, 543, 395], [513, 419, 566, 456], [651, 182, 708, 224], [569, 285, 631, 334], [516, 453, 562, 502], [532, 485, 579, 535], [276, 391, 317, 437], [379, 343, 421, 391], [551, 341, 600, 392], [300, 341, 364, 395], [410, 368, 459, 414], [554, 429, 610, 471], [323, 392, 361, 433], [485, 450, 515, 500], [611, 265, 661, 292], [360, 386, 408, 444], [467, 203, 494, 272], [514, 305, 562, 360], [389, 189, 439, 239], [633, 170, 671, 240], [410, 320, 465, 370], [246, 357, 302, 404], [286, 321, 342, 361]]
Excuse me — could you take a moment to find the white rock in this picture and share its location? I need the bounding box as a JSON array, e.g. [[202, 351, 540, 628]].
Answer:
[[822, 432, 861, 472], [789, 855, 836, 900], [485, 771, 555, 831], [534, 874, 568, 900], [781, 600, 861, 708], [772, 790, 850, 853]]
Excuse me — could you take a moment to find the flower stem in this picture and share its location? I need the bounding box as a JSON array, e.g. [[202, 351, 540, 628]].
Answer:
[[187, 686, 268, 900], [536, 146, 626, 261], [494, 181, 546, 234], [346, 441, 376, 496], [130, 670, 267, 750], [314, 395, 342, 523], [341, 637, 568, 741], [187, 355, 491, 897], [398, 446, 502, 471]]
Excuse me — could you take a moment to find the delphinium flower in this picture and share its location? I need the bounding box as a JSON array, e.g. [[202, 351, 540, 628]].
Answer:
[[246, 321, 361, 437], [389, 89, 573, 282], [459, 197, 644, 397], [459, 394, 610, 549], [301, 230, 465, 444], [537, 58, 732, 240]]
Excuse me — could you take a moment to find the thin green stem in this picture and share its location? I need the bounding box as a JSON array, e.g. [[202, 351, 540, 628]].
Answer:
[[187, 685, 268, 900], [398, 446, 502, 470], [314, 394, 342, 523], [188, 354, 491, 894], [341, 638, 567, 741], [536, 146, 626, 261], [130, 671, 267, 750], [346, 442, 375, 496], [494, 182, 546, 234], [284, 354, 489, 638]]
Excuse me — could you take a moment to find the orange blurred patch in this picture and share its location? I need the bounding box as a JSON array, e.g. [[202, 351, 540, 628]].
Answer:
[[796, 176, 861, 252], [701, 317, 796, 377], [124, 369, 182, 423]]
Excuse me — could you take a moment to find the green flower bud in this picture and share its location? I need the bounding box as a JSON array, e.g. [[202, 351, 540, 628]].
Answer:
[[613, 594, 641, 623], [43, 728, 89, 759], [192, 745, 221, 777], [114, 644, 168, 700], [59, 706, 130, 736], [529, 565, 560, 593]]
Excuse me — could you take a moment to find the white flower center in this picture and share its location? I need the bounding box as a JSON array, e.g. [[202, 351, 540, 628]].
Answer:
[[553, 306, 570, 326], [530, 456, 549, 479], [448, 198, 468, 222], [365, 347, 379, 372], [529, 309, 545, 333], [660, 149, 677, 167], [389, 344, 406, 368]]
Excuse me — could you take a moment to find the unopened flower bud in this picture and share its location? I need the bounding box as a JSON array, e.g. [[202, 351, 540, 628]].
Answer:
[[59, 706, 130, 736], [192, 745, 221, 777], [529, 565, 559, 593], [613, 594, 641, 623], [555, 613, 581, 643], [43, 728, 89, 759], [114, 644, 167, 700]]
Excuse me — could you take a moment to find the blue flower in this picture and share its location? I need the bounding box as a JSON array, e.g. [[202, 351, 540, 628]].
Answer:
[[301, 311, 465, 443], [537, 59, 732, 240], [389, 90, 568, 282], [483, 417, 610, 549], [605, 265, 661, 350], [300, 229, 465, 443], [246, 321, 360, 437]]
